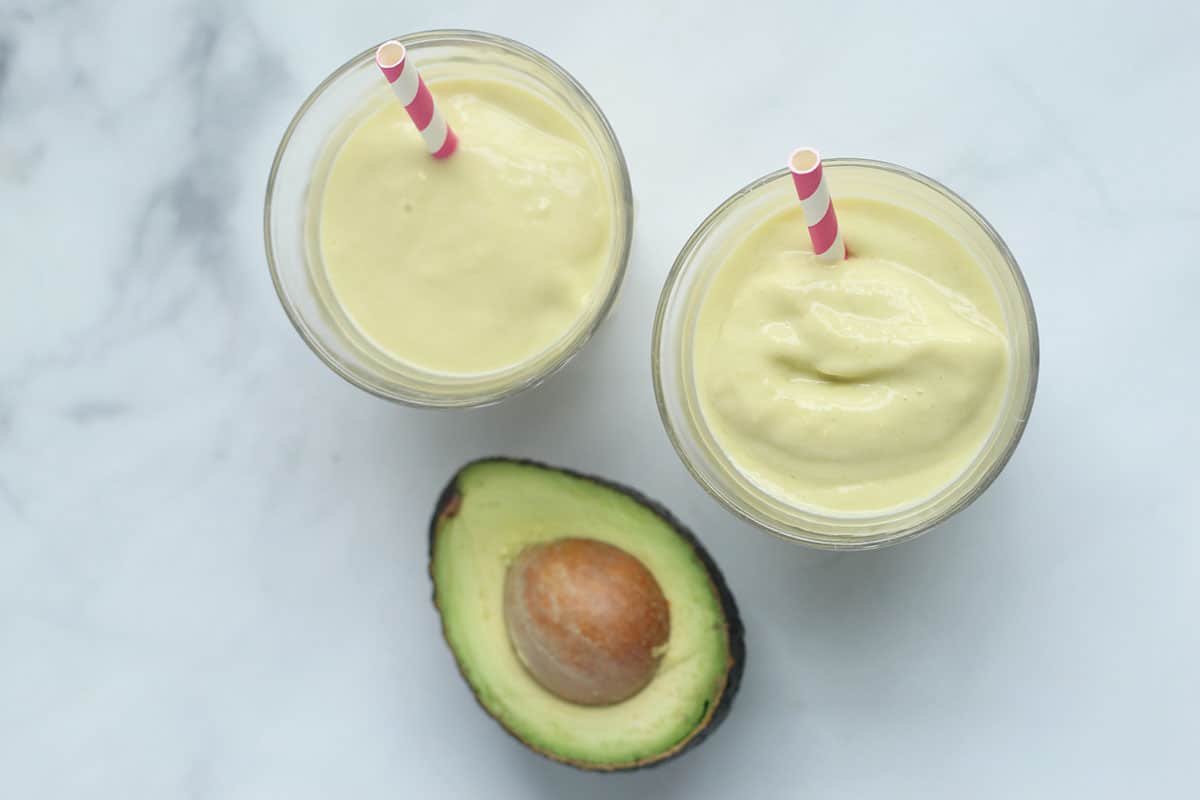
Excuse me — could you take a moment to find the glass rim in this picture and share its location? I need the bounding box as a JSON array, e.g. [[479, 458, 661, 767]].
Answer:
[[264, 29, 635, 408], [652, 158, 1041, 550]]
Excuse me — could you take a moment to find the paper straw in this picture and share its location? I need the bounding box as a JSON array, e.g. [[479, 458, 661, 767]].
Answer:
[[375, 40, 458, 159], [789, 148, 845, 263]]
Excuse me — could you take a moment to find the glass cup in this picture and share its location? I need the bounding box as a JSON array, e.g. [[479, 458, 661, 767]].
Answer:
[[265, 30, 634, 408], [653, 160, 1039, 550]]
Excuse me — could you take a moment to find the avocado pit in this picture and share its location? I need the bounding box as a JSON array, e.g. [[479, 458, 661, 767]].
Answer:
[[503, 538, 670, 706]]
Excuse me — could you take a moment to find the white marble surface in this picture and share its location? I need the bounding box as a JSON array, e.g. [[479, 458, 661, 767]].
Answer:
[[2, 0, 1198, 796]]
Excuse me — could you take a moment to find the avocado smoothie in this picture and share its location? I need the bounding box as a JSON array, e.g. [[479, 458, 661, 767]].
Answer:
[[266, 32, 632, 406], [653, 160, 1038, 546]]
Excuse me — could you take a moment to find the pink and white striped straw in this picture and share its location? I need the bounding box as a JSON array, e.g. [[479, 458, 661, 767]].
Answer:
[[789, 147, 845, 263], [375, 40, 458, 159]]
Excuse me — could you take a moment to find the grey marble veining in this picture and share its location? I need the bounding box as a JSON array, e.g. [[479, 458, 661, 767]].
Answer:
[[2, 0, 1198, 797]]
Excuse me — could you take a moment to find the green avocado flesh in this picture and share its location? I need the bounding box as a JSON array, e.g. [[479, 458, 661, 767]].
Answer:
[[430, 459, 742, 770]]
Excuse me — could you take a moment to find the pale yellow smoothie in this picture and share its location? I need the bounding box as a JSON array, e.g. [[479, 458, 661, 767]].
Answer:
[[319, 78, 613, 375], [695, 199, 1010, 513]]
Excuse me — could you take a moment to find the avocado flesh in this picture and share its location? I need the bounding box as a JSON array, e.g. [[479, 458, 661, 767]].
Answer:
[[431, 459, 742, 770]]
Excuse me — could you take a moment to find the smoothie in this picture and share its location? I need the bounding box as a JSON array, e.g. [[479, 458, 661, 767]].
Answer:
[[694, 198, 1010, 513], [318, 78, 613, 375]]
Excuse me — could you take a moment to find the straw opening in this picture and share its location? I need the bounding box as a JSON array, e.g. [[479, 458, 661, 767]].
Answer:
[[376, 41, 406, 69], [789, 147, 821, 174]]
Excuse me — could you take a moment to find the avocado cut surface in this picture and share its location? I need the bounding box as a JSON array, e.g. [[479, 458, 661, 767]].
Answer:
[[430, 459, 745, 771]]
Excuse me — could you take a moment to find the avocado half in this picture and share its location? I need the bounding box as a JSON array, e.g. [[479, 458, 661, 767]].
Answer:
[[429, 458, 745, 771]]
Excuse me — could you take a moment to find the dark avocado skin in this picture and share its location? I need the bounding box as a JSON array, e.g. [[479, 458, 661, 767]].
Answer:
[[429, 457, 746, 772]]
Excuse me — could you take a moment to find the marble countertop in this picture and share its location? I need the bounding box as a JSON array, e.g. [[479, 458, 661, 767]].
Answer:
[[3, 0, 1197, 796]]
